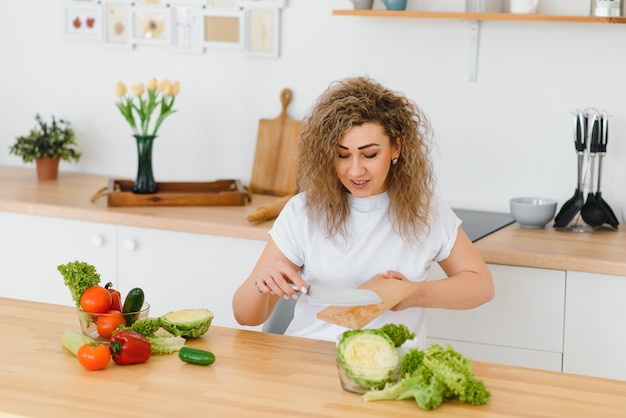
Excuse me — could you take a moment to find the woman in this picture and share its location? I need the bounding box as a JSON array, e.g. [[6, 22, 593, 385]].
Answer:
[[232, 77, 494, 347]]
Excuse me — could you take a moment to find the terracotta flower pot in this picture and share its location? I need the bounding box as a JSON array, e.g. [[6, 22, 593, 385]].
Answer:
[[35, 157, 60, 181]]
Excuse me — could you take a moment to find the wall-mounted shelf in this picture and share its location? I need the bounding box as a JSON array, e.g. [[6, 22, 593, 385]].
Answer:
[[333, 10, 626, 82], [332, 10, 626, 24]]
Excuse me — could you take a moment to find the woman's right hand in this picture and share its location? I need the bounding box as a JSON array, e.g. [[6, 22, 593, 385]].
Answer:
[[233, 237, 304, 327], [255, 259, 306, 300]]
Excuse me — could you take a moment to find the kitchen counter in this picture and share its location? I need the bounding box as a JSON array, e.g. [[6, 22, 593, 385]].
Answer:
[[1, 166, 625, 275], [2, 297, 626, 418], [473, 221, 626, 276], [0, 166, 277, 241]]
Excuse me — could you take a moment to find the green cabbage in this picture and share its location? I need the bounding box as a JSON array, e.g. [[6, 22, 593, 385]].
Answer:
[[337, 329, 400, 389], [160, 309, 214, 338]]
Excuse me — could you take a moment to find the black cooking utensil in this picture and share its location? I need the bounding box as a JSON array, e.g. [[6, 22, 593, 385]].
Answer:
[[554, 111, 586, 228], [580, 114, 607, 227], [595, 114, 619, 228]]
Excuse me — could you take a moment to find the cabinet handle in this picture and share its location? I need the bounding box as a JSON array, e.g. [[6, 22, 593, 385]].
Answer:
[[123, 239, 138, 252], [90, 235, 105, 247]]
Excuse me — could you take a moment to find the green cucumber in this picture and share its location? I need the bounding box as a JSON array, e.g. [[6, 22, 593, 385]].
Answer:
[[122, 287, 145, 325], [61, 329, 95, 356], [179, 347, 215, 366]]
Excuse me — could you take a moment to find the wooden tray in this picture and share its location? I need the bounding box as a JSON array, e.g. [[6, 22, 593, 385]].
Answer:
[[316, 275, 418, 329], [92, 179, 251, 207]]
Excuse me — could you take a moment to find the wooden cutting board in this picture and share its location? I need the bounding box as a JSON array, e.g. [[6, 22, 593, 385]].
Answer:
[[249, 88, 301, 196], [316, 275, 418, 329]]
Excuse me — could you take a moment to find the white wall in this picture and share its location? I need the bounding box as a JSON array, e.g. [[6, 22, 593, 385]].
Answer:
[[1, 0, 625, 214]]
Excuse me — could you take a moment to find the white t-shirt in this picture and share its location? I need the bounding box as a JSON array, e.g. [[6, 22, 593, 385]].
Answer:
[[268, 191, 461, 347]]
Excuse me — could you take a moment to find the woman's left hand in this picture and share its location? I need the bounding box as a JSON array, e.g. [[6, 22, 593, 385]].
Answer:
[[381, 270, 415, 311]]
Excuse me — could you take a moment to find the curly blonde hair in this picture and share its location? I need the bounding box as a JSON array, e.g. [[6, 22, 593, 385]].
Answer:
[[297, 77, 434, 241]]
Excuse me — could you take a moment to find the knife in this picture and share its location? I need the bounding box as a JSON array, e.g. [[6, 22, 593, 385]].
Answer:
[[289, 283, 382, 306]]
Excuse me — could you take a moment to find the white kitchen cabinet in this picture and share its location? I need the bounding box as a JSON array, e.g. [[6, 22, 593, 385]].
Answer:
[[426, 264, 565, 371], [0, 212, 117, 306], [116, 225, 265, 330], [563, 271, 626, 381], [0, 211, 266, 331]]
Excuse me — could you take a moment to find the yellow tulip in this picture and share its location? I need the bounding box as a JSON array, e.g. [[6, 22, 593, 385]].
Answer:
[[171, 81, 180, 96], [131, 83, 145, 97], [115, 78, 179, 137], [115, 82, 127, 97], [158, 79, 171, 93]]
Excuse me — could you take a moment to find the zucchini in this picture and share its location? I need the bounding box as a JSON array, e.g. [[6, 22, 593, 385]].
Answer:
[[61, 329, 95, 356], [122, 287, 145, 325], [179, 347, 215, 366]]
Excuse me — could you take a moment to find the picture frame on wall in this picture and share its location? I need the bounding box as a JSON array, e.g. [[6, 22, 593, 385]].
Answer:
[[131, 5, 172, 46], [245, 6, 280, 58], [239, 0, 286, 8], [103, 2, 133, 47], [209, 0, 238, 7], [202, 8, 245, 49], [174, 5, 204, 53], [65, 2, 103, 41]]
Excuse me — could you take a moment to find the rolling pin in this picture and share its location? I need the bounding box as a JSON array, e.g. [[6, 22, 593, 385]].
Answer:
[[247, 195, 294, 223]]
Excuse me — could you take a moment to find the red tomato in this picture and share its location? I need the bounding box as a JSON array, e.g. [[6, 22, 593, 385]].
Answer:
[[96, 310, 127, 339], [80, 286, 112, 313], [77, 343, 110, 371]]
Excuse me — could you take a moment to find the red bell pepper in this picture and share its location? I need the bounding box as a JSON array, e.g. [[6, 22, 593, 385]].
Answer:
[[105, 282, 122, 311], [110, 330, 151, 365]]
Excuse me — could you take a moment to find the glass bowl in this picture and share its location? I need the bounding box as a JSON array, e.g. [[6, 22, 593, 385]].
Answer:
[[77, 302, 150, 342], [336, 358, 400, 394]]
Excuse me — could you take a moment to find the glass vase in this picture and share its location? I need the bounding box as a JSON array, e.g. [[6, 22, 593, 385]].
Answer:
[[132, 134, 158, 194]]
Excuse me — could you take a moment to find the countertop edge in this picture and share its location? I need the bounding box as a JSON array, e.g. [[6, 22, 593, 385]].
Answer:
[[1, 167, 625, 276], [0, 198, 273, 241], [477, 246, 625, 276], [473, 223, 626, 276]]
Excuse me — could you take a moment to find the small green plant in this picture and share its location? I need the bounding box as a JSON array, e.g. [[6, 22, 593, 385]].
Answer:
[[9, 114, 81, 163]]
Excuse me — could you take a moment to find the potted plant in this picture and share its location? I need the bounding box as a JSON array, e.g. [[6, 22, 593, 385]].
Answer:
[[9, 114, 82, 180]]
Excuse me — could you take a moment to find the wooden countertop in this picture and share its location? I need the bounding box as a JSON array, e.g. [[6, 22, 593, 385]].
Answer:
[[1, 166, 625, 275], [0, 166, 275, 241], [474, 221, 626, 276], [2, 297, 626, 418]]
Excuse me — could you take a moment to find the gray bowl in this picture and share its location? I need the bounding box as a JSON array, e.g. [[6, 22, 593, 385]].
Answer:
[[510, 197, 557, 229]]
